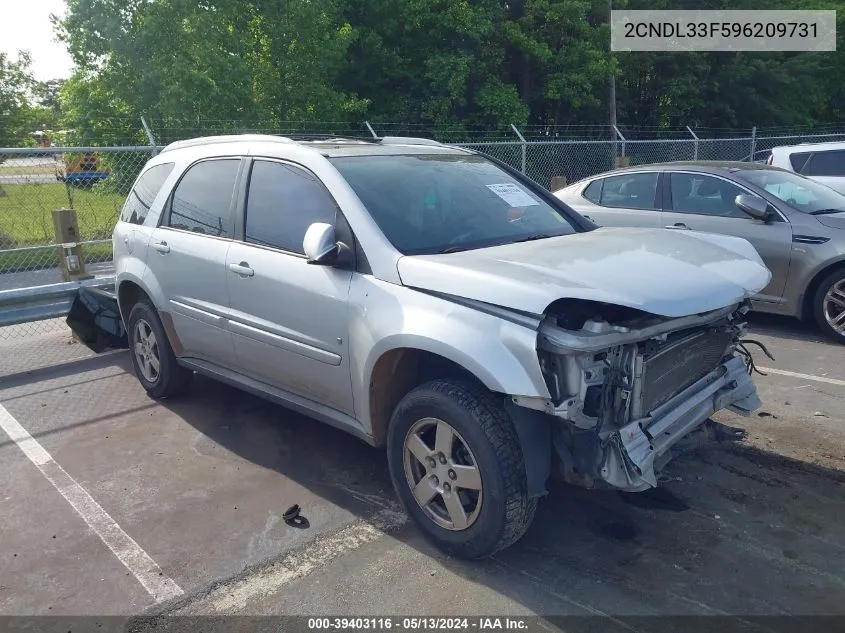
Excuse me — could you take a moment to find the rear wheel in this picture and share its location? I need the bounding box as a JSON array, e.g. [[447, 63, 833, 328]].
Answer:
[[812, 268, 845, 343], [127, 300, 192, 398], [387, 379, 536, 559]]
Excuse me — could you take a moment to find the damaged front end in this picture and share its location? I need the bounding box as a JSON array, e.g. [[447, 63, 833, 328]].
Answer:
[[531, 299, 764, 492]]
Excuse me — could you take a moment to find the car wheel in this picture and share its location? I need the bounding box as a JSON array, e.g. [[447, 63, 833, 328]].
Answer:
[[813, 268, 845, 343], [127, 300, 192, 398], [387, 379, 536, 559]]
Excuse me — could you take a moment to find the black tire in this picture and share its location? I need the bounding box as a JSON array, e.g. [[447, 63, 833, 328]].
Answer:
[[386, 379, 536, 559], [126, 300, 192, 398], [812, 268, 845, 343]]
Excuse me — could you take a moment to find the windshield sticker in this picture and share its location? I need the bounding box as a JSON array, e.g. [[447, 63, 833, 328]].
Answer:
[[486, 183, 540, 207]]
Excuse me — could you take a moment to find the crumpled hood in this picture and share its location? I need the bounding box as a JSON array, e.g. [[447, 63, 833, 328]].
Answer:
[[397, 227, 772, 318]]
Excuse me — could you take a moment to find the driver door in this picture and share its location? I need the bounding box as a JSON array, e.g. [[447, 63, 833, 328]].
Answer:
[[661, 171, 793, 302], [225, 158, 356, 416]]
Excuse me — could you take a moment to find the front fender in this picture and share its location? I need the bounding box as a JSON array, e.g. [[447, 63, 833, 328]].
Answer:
[[349, 275, 550, 434]]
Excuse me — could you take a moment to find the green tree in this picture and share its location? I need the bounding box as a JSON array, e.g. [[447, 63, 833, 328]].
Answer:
[[0, 51, 37, 145]]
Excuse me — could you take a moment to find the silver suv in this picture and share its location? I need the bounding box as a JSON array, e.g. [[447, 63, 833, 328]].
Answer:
[[113, 134, 768, 558]]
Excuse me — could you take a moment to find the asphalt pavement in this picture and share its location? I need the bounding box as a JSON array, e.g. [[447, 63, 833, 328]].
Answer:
[[0, 313, 843, 629]]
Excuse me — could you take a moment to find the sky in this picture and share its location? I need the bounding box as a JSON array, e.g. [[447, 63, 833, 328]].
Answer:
[[0, 0, 74, 81]]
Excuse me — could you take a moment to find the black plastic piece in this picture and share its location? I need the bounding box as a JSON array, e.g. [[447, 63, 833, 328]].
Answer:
[[66, 286, 129, 353], [283, 504, 309, 528], [283, 504, 301, 522], [503, 399, 552, 499]]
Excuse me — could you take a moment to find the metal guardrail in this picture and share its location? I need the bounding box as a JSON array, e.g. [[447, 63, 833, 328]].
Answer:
[[0, 277, 115, 328]]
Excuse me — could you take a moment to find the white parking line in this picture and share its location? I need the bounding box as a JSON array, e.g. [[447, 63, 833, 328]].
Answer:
[[188, 508, 408, 614], [758, 367, 845, 387], [0, 403, 184, 603]]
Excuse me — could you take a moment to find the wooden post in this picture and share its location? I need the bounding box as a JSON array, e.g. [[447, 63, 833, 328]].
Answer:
[[614, 156, 630, 169], [550, 176, 567, 191], [52, 208, 93, 281]]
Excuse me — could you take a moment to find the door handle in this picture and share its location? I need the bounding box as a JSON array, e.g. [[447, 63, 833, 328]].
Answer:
[[228, 261, 254, 277], [665, 223, 689, 230], [583, 215, 594, 222], [153, 241, 170, 253]]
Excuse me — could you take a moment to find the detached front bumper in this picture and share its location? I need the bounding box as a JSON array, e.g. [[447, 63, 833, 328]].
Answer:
[[601, 355, 761, 491]]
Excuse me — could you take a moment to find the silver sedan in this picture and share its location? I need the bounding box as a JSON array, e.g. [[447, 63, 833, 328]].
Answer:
[[554, 161, 845, 342]]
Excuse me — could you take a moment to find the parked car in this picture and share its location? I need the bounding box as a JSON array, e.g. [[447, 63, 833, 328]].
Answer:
[[554, 162, 845, 342], [113, 136, 768, 558], [767, 141, 845, 194]]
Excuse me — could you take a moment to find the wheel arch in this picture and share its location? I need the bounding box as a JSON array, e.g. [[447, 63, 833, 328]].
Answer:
[[800, 258, 845, 322], [367, 346, 491, 448], [367, 345, 552, 500], [116, 275, 183, 356]]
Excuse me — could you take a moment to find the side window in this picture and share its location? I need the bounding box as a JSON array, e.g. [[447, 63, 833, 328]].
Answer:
[[805, 150, 845, 177], [668, 173, 747, 218], [120, 163, 175, 225], [582, 179, 602, 203], [244, 160, 338, 254], [168, 159, 240, 237], [789, 152, 812, 173], [599, 173, 658, 210]]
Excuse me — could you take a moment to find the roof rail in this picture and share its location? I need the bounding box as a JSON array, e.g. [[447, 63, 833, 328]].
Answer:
[[379, 136, 445, 147], [159, 134, 297, 153]]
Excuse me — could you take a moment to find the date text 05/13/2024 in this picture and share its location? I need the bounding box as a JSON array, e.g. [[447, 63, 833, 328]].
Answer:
[[307, 617, 530, 631]]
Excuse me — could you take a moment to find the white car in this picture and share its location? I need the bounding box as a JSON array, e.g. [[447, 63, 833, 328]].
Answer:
[[767, 141, 845, 194]]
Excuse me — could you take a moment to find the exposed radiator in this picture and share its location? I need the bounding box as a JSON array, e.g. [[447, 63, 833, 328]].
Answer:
[[640, 329, 733, 415]]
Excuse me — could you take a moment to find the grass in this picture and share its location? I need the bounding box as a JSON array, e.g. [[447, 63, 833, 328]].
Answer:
[[0, 182, 123, 274]]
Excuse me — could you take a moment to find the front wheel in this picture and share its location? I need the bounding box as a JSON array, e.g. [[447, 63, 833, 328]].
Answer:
[[812, 268, 845, 343], [386, 379, 536, 559]]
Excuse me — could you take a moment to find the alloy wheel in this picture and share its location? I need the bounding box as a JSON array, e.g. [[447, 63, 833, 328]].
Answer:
[[823, 278, 845, 336], [133, 318, 161, 382], [402, 417, 483, 531]]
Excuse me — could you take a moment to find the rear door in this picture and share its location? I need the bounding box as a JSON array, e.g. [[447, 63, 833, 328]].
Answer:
[[225, 158, 355, 416], [113, 161, 176, 268], [575, 172, 663, 228], [660, 171, 793, 302], [144, 157, 242, 363]]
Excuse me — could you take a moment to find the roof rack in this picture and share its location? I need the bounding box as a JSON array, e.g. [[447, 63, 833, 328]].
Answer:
[[158, 133, 449, 154], [379, 136, 445, 147], [159, 134, 297, 153], [288, 134, 379, 144]]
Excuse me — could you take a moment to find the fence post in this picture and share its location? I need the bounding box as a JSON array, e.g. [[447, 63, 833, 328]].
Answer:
[[140, 116, 157, 154], [52, 208, 92, 282], [750, 126, 757, 162], [365, 121, 379, 139], [612, 125, 628, 168], [511, 124, 527, 174], [686, 125, 699, 160], [612, 125, 626, 158]]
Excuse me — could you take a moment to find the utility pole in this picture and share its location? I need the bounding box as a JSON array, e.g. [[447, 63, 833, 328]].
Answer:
[[608, 0, 617, 138]]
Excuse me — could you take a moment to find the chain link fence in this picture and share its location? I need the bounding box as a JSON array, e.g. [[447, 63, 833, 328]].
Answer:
[[3, 122, 845, 342], [0, 146, 156, 340]]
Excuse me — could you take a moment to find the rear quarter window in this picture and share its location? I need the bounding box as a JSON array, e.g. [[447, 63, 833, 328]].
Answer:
[[120, 163, 175, 225], [804, 150, 845, 177], [789, 152, 812, 173], [582, 179, 602, 203]]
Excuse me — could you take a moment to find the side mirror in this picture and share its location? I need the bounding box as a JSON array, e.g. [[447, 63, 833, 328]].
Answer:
[[735, 194, 773, 222], [303, 222, 339, 265]]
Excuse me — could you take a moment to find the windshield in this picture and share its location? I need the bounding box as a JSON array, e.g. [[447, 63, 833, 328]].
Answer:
[[329, 154, 579, 254], [735, 168, 845, 215]]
